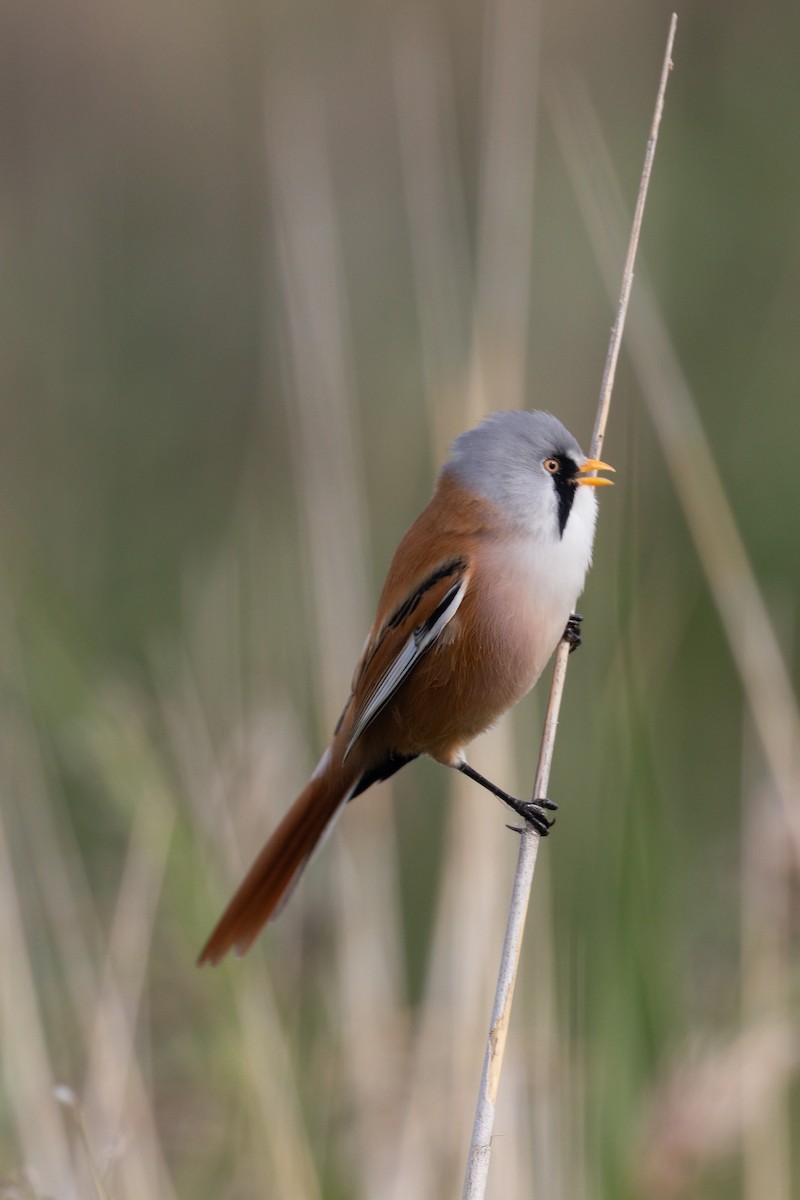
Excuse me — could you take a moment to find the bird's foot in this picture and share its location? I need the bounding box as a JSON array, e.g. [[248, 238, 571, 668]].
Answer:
[[564, 611, 583, 653], [456, 761, 558, 836], [505, 797, 558, 837]]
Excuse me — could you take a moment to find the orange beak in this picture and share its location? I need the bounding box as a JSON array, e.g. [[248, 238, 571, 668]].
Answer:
[[577, 457, 615, 487]]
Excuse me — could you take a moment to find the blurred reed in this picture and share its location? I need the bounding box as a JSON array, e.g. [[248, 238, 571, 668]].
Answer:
[[268, 70, 406, 1198]]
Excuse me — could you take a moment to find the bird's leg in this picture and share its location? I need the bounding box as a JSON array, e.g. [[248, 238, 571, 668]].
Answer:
[[456, 762, 557, 837], [563, 611, 583, 653]]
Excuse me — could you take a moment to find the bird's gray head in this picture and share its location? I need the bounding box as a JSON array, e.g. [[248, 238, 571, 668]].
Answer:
[[444, 410, 602, 540]]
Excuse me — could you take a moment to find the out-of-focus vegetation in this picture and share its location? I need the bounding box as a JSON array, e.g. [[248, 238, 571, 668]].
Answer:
[[1, 1, 799, 1197]]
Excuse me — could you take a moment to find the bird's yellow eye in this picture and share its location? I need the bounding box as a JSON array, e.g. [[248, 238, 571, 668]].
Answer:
[[543, 458, 559, 475]]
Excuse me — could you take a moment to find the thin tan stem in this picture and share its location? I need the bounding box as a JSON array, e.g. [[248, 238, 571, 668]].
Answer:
[[461, 16, 677, 1199], [590, 12, 676, 463]]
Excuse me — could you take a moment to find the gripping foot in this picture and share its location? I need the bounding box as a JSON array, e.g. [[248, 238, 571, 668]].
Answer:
[[564, 612, 583, 653], [456, 762, 557, 837]]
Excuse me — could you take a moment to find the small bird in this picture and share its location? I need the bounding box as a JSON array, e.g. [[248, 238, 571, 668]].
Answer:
[[198, 410, 613, 964]]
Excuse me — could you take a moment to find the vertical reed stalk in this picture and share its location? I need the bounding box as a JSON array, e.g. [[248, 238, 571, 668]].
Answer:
[[461, 17, 677, 1198]]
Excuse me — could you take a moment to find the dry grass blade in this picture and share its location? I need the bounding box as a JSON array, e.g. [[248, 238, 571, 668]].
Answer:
[[740, 772, 795, 1200], [635, 1020, 799, 1198], [155, 587, 327, 1199], [0, 612, 179, 1200], [0, 798, 78, 1199]]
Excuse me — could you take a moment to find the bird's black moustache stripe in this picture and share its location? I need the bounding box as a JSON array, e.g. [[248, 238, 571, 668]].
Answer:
[[552, 457, 579, 536]]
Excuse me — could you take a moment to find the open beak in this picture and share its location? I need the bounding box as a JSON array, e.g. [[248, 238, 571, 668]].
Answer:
[[577, 457, 615, 487]]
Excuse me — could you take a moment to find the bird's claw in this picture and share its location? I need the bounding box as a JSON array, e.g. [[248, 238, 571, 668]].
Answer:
[[507, 798, 558, 837], [564, 612, 583, 652]]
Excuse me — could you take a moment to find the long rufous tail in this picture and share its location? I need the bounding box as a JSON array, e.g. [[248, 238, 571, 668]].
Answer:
[[197, 753, 357, 965]]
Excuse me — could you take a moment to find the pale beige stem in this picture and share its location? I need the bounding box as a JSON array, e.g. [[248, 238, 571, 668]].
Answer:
[[461, 16, 678, 1199]]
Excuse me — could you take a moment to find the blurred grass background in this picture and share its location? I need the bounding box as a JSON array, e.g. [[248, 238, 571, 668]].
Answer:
[[1, 0, 799, 1197]]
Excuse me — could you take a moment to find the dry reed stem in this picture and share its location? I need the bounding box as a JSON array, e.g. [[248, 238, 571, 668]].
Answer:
[[0, 798, 78, 1199], [156, 598, 326, 1199], [740, 770, 794, 1200], [461, 16, 678, 1199], [551, 34, 800, 1198], [268, 77, 409, 1197], [0, 608, 181, 1200], [548, 46, 800, 866]]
